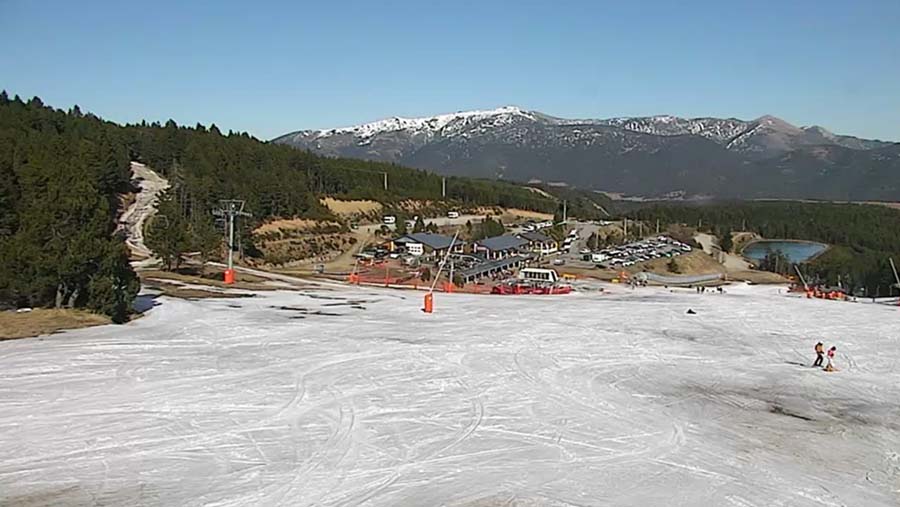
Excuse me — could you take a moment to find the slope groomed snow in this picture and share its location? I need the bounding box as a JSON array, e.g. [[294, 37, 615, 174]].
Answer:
[[1, 284, 898, 506]]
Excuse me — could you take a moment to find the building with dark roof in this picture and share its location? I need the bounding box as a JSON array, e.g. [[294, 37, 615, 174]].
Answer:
[[517, 231, 558, 256], [457, 255, 528, 283], [473, 235, 528, 260], [394, 233, 466, 257]]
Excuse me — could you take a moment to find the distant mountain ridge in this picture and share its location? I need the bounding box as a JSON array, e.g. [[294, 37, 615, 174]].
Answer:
[[273, 107, 900, 200]]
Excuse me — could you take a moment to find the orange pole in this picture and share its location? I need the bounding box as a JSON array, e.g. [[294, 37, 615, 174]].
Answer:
[[423, 292, 433, 313]]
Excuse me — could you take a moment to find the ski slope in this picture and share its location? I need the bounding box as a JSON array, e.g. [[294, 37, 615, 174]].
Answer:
[[1, 284, 898, 506]]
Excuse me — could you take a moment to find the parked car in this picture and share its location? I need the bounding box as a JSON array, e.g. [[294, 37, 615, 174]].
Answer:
[[447, 211, 460, 219], [553, 258, 565, 266]]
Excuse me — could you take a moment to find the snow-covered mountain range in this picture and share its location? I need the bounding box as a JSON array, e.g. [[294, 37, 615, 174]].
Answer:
[[273, 107, 900, 200]]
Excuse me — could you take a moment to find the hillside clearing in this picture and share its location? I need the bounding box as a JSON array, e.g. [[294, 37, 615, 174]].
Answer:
[[320, 197, 384, 216]]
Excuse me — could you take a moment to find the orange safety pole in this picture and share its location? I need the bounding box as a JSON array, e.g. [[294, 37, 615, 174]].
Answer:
[[223, 269, 235, 285], [423, 292, 433, 313]]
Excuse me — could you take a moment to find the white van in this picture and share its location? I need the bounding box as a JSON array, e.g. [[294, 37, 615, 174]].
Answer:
[[383, 215, 396, 225], [518, 268, 559, 284], [447, 211, 460, 219]]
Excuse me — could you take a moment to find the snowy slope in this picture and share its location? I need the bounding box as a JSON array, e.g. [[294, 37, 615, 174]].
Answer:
[[1, 285, 899, 505], [312, 106, 536, 140], [275, 107, 891, 156]]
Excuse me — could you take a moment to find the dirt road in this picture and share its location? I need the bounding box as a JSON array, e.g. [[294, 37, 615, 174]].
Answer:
[[119, 162, 169, 263], [695, 232, 752, 271]]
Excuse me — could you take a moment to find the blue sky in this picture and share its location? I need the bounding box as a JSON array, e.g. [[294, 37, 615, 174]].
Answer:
[[2, 0, 899, 141]]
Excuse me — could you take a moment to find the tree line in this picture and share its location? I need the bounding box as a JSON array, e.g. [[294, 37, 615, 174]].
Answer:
[[0, 93, 138, 321], [628, 201, 900, 295]]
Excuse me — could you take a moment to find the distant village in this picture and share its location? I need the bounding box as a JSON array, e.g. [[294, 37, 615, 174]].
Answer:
[[352, 213, 695, 291]]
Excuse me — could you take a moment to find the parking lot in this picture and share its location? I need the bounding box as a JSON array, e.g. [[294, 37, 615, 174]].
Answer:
[[538, 222, 693, 272], [592, 236, 693, 269]]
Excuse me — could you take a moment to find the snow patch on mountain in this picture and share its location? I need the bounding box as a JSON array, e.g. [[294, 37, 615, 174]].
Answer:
[[314, 106, 535, 140]]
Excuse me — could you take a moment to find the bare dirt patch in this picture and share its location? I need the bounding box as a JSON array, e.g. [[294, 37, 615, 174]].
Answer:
[[633, 250, 725, 277], [148, 285, 254, 300], [254, 218, 343, 235], [495, 208, 554, 222], [320, 197, 383, 216], [253, 219, 355, 267], [0, 309, 110, 340], [139, 268, 274, 291]]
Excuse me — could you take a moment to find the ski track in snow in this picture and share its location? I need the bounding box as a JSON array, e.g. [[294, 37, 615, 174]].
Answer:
[[1, 284, 899, 506]]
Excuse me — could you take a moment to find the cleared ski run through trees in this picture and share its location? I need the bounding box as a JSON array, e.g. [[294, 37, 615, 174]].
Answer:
[[1, 284, 898, 506]]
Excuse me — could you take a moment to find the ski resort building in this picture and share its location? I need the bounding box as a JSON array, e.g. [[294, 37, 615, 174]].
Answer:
[[517, 231, 558, 256], [457, 255, 529, 283], [393, 233, 465, 258], [473, 235, 528, 260]]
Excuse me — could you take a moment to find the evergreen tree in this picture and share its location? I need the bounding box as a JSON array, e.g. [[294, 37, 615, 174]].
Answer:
[[718, 229, 733, 253], [413, 216, 426, 233], [145, 190, 191, 270], [394, 217, 408, 236], [190, 214, 222, 273], [473, 216, 505, 240], [86, 241, 140, 323], [667, 257, 680, 273]]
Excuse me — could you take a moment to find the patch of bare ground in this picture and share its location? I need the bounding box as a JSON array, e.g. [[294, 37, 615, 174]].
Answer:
[[139, 268, 274, 291], [146, 284, 254, 300], [633, 250, 726, 277], [0, 309, 110, 340], [253, 218, 355, 267], [319, 197, 383, 216], [726, 269, 790, 284], [496, 208, 555, 222]]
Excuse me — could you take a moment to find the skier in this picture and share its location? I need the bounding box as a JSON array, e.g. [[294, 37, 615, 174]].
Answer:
[[813, 342, 825, 367], [824, 346, 837, 372]]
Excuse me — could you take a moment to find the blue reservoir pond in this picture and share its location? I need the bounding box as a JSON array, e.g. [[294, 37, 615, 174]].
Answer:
[[742, 240, 828, 263]]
